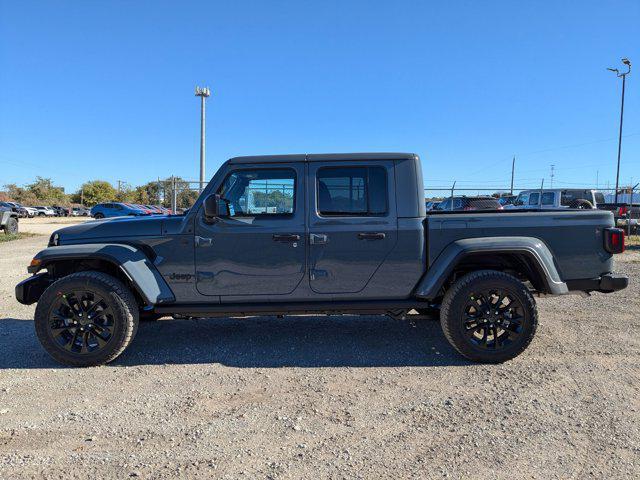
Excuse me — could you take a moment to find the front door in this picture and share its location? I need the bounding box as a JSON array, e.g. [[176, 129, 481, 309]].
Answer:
[[195, 164, 306, 297], [307, 161, 398, 294]]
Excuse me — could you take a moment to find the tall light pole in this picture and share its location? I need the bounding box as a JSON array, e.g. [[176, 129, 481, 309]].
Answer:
[[195, 86, 211, 193], [607, 58, 631, 204]]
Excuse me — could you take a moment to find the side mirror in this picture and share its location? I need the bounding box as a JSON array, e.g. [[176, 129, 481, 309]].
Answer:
[[203, 194, 229, 222]]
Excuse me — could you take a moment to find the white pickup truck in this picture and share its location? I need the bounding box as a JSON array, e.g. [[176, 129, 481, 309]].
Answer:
[[509, 189, 605, 210]]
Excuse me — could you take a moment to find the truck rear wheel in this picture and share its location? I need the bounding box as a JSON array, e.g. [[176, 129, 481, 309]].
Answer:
[[440, 270, 538, 363], [34, 271, 139, 367]]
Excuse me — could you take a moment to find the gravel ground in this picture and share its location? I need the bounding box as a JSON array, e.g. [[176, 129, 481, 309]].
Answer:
[[0, 230, 639, 479]]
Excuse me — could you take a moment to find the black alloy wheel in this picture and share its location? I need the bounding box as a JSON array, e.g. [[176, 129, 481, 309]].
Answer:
[[47, 290, 115, 354], [441, 270, 538, 363], [35, 271, 138, 367]]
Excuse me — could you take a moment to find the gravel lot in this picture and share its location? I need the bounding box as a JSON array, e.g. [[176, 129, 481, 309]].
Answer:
[[1, 220, 638, 479]]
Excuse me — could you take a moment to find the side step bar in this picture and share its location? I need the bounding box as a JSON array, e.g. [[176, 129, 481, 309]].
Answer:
[[154, 299, 433, 318]]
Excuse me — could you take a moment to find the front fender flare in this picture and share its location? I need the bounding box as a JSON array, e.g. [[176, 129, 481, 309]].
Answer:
[[414, 236, 568, 300], [31, 243, 175, 305]]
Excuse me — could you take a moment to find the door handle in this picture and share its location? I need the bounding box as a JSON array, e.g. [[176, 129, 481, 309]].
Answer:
[[195, 236, 213, 247], [309, 233, 328, 245], [357, 232, 386, 240], [272, 234, 300, 242]]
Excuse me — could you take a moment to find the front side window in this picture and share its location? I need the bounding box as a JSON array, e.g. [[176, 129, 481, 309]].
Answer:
[[317, 166, 387, 216], [218, 169, 295, 216], [528, 193, 540, 206]]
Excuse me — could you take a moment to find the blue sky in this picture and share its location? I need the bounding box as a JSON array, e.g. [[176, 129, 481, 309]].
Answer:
[[1, 0, 639, 195]]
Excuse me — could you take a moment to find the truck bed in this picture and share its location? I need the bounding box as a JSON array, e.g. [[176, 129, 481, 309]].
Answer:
[[426, 209, 615, 282]]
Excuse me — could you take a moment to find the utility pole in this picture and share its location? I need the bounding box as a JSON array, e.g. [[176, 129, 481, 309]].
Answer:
[[510, 156, 515, 194], [550, 164, 555, 188], [195, 86, 211, 193], [117, 180, 126, 199], [172, 176, 178, 214], [607, 58, 631, 204], [80, 187, 84, 206]]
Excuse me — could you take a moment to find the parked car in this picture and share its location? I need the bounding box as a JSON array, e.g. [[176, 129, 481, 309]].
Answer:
[[0, 204, 19, 234], [33, 206, 56, 216], [433, 196, 503, 211], [509, 189, 604, 210], [16, 152, 627, 367], [52, 205, 70, 217], [498, 195, 517, 206], [71, 207, 90, 217], [425, 201, 439, 211], [90, 202, 149, 219], [0, 201, 29, 218], [145, 205, 165, 214]]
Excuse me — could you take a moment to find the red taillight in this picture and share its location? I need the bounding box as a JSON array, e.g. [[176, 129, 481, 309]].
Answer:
[[618, 206, 628, 216], [604, 228, 625, 254]]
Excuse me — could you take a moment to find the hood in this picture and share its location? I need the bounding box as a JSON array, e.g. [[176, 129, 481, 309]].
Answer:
[[54, 215, 166, 243]]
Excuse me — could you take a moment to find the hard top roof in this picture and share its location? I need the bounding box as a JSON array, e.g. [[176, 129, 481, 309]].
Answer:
[[226, 152, 418, 165]]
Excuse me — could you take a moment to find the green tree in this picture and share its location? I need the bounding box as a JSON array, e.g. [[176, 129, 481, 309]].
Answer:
[[24, 177, 67, 205], [74, 180, 117, 206]]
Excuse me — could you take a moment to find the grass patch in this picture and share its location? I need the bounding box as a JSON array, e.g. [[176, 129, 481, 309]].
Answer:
[[0, 232, 38, 243]]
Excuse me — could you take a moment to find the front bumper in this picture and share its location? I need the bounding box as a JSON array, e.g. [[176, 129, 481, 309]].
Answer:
[[566, 273, 629, 294]]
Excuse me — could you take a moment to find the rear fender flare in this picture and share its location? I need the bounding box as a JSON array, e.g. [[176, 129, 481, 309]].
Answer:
[[414, 236, 567, 299], [31, 243, 175, 305]]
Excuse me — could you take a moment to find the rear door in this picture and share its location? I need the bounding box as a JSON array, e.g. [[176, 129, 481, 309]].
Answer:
[[307, 161, 397, 294], [194, 163, 306, 297]]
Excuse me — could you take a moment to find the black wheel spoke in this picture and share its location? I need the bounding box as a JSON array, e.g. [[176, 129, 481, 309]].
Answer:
[[462, 286, 527, 351], [48, 288, 114, 356]]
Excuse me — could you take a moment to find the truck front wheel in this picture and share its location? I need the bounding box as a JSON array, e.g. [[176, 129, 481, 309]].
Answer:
[[34, 271, 139, 367], [440, 270, 538, 363]]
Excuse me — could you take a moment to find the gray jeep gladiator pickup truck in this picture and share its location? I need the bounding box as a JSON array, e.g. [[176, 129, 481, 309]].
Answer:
[[16, 153, 628, 367]]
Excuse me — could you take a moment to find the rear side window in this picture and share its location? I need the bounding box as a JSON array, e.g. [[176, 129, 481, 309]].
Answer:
[[561, 190, 591, 206], [317, 166, 388, 216]]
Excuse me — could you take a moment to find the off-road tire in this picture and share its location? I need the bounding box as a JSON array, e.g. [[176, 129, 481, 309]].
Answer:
[[34, 271, 139, 367], [3, 217, 18, 235], [440, 270, 538, 363]]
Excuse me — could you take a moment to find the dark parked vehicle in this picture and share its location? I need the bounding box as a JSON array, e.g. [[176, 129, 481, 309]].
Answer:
[[433, 196, 503, 211], [52, 206, 70, 217], [0, 201, 29, 218], [0, 204, 19, 235], [16, 153, 628, 367]]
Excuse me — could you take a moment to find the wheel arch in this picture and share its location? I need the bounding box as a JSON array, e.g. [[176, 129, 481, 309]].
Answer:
[[28, 244, 175, 307], [414, 237, 568, 300]]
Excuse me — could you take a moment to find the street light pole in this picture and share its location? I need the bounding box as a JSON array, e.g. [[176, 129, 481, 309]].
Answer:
[[195, 87, 211, 193], [608, 58, 631, 204]]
